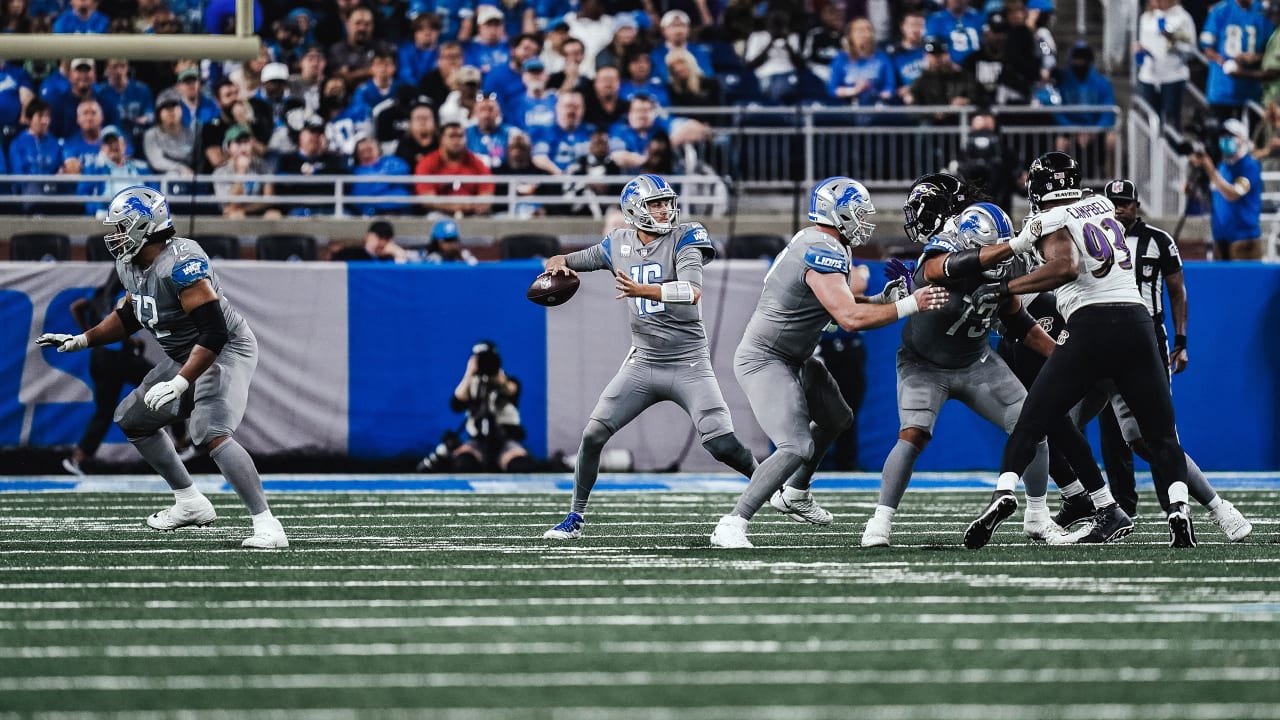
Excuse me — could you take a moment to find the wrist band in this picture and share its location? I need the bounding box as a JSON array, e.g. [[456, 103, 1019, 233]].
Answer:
[[895, 295, 919, 320], [1173, 334, 1187, 349]]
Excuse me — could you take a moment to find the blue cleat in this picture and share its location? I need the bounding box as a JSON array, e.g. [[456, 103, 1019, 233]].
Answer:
[[543, 512, 584, 540]]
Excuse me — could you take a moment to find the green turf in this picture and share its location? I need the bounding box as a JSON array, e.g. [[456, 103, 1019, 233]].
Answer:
[[1, 490, 1278, 720]]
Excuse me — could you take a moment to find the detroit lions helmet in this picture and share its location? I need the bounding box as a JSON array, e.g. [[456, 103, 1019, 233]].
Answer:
[[903, 172, 968, 243], [620, 174, 680, 233], [1026, 151, 1083, 212], [808, 176, 876, 246], [955, 202, 1016, 279], [103, 185, 173, 262]]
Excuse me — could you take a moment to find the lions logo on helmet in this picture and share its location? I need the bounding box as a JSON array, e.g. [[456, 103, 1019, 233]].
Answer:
[[103, 185, 173, 263], [955, 202, 1016, 279], [620, 174, 679, 233], [809, 176, 876, 246]]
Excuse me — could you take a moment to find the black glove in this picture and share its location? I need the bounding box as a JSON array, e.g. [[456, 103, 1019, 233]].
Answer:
[[971, 280, 1011, 306]]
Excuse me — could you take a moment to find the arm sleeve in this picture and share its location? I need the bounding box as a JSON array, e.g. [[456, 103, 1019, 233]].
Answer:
[[674, 245, 705, 288], [565, 240, 610, 271]]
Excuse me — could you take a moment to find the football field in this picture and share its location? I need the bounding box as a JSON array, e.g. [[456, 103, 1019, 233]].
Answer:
[[2, 480, 1279, 720]]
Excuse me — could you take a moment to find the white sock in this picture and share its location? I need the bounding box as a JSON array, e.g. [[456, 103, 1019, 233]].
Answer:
[[996, 472, 1018, 493], [251, 509, 276, 529], [1061, 481, 1086, 498], [782, 486, 810, 499], [1090, 487, 1116, 508], [874, 505, 896, 519], [1167, 481, 1189, 505], [1026, 495, 1047, 512], [1206, 495, 1222, 511], [173, 485, 203, 503]]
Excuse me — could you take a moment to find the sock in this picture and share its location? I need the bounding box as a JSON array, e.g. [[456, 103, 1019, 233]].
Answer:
[[874, 505, 896, 520], [131, 432, 195, 491], [782, 486, 810, 499], [733, 450, 805, 519], [878, 439, 921, 508], [1206, 495, 1223, 511], [173, 485, 204, 503], [1090, 486, 1116, 509], [1061, 481, 1086, 498], [996, 472, 1018, 493], [1022, 441, 1050, 497], [1027, 495, 1047, 512], [1167, 481, 1189, 506], [209, 439, 268, 515], [251, 508, 276, 529], [1183, 453, 1216, 507]]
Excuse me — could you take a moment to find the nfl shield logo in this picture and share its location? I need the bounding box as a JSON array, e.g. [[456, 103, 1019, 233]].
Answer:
[[1111, 181, 1125, 194]]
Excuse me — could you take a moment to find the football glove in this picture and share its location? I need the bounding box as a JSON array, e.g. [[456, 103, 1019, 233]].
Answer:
[[883, 258, 915, 291], [143, 375, 190, 411], [868, 277, 910, 304], [35, 333, 88, 353], [971, 280, 1011, 306]]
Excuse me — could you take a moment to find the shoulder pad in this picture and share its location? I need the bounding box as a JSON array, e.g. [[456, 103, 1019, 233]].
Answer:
[[171, 256, 210, 289], [675, 223, 714, 254], [922, 233, 962, 255], [803, 243, 849, 275], [1026, 208, 1068, 238]]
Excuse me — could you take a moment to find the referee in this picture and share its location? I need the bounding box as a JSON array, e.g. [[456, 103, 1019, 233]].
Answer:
[[1098, 179, 1188, 516]]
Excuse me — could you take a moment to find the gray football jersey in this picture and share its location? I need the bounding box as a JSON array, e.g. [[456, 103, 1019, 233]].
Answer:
[[566, 221, 715, 362], [115, 237, 250, 362], [900, 233, 1000, 369], [738, 227, 851, 365]]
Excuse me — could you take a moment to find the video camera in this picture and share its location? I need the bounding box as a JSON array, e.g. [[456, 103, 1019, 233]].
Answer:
[[1172, 115, 1222, 161], [473, 340, 501, 378]]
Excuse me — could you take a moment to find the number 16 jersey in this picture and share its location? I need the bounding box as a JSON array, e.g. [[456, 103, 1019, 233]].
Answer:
[[1026, 194, 1143, 321]]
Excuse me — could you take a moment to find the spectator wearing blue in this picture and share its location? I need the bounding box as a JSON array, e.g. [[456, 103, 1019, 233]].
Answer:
[[77, 127, 150, 216], [1200, 0, 1275, 121], [350, 135, 413, 216], [52, 0, 110, 34], [353, 50, 405, 111], [619, 51, 671, 106], [96, 59, 155, 141], [465, 5, 512, 75], [888, 9, 929, 94], [154, 66, 220, 131], [63, 101, 130, 175], [531, 90, 593, 173], [42, 58, 114, 139], [926, 0, 984, 66], [203, 0, 262, 34], [483, 33, 544, 111], [7, 98, 64, 212], [266, 17, 307, 69], [607, 94, 669, 170], [828, 18, 896, 123], [650, 10, 715, 83], [409, 0, 475, 43], [1191, 118, 1264, 260], [400, 15, 443, 88], [511, 58, 558, 131], [0, 61, 35, 140], [425, 219, 479, 264], [1053, 42, 1117, 171], [467, 92, 523, 169]]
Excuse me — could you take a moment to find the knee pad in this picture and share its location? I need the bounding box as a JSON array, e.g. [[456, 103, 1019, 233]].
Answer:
[[454, 452, 483, 473], [702, 433, 747, 463]]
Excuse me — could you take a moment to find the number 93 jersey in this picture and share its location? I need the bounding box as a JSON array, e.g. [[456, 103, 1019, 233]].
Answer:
[[1027, 195, 1143, 321]]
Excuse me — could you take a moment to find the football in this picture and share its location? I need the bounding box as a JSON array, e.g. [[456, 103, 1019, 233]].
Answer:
[[526, 271, 580, 307]]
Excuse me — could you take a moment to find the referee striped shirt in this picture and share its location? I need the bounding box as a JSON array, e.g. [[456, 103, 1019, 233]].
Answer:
[[1122, 218, 1182, 320]]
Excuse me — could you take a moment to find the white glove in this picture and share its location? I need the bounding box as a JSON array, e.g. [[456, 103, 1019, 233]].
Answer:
[[143, 375, 190, 412], [35, 333, 88, 353], [868, 277, 910, 305], [1008, 228, 1038, 256]]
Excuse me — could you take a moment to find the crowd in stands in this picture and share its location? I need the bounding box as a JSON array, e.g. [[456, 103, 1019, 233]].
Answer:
[[0, 0, 1277, 224]]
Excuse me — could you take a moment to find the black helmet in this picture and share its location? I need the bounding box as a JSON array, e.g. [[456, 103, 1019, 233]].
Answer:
[[1026, 151, 1083, 211], [903, 172, 968, 243]]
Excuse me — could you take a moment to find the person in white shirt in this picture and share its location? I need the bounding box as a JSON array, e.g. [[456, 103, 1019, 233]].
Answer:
[[1135, 0, 1195, 131]]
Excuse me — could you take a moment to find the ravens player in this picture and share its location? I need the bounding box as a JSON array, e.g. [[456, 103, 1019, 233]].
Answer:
[[861, 175, 1061, 548], [540, 175, 760, 540], [36, 185, 287, 549], [710, 176, 950, 549], [970, 151, 1198, 548]]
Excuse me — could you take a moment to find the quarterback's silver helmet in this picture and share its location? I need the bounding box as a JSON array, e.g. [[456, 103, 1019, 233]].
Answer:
[[955, 201, 1015, 279], [103, 185, 173, 262], [620, 174, 679, 233], [808, 176, 875, 246]]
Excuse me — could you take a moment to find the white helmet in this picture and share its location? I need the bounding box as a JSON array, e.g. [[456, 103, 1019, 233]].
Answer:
[[955, 201, 1015, 279], [620, 174, 679, 233], [807, 176, 875, 246], [103, 185, 173, 262]]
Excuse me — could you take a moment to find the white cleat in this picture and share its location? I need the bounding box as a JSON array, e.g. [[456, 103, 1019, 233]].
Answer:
[[770, 487, 833, 525], [1208, 500, 1253, 542], [242, 518, 289, 549], [61, 457, 85, 477], [710, 514, 753, 549], [146, 496, 217, 531], [861, 514, 892, 547], [1023, 506, 1069, 543]]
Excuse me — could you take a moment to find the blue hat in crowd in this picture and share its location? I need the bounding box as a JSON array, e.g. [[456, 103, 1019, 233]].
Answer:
[[522, 58, 546, 73], [432, 220, 460, 241]]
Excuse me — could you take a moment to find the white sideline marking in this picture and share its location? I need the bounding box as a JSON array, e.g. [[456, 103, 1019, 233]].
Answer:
[[4, 667, 1280, 693]]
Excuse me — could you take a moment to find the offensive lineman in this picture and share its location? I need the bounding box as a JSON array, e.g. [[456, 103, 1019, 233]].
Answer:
[[969, 152, 1198, 548], [541, 174, 760, 539], [35, 185, 288, 549], [710, 176, 950, 549]]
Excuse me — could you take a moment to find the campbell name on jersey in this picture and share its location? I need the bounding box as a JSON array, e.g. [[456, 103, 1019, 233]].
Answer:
[[739, 226, 851, 365], [900, 232, 999, 369], [1027, 194, 1142, 321], [115, 237, 249, 362], [571, 221, 715, 362]]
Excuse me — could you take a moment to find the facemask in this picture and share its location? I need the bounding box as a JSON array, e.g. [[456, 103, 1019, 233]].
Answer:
[[1219, 136, 1239, 156]]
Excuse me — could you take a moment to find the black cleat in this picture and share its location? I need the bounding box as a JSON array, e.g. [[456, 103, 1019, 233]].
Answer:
[[1075, 504, 1135, 544], [1052, 493, 1095, 529], [1168, 502, 1197, 548], [964, 491, 1018, 550]]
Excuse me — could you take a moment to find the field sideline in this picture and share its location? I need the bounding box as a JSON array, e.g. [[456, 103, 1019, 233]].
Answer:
[[2, 475, 1278, 719]]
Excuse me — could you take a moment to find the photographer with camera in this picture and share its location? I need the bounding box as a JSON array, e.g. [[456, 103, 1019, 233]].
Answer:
[[419, 341, 533, 473], [1190, 118, 1264, 260]]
